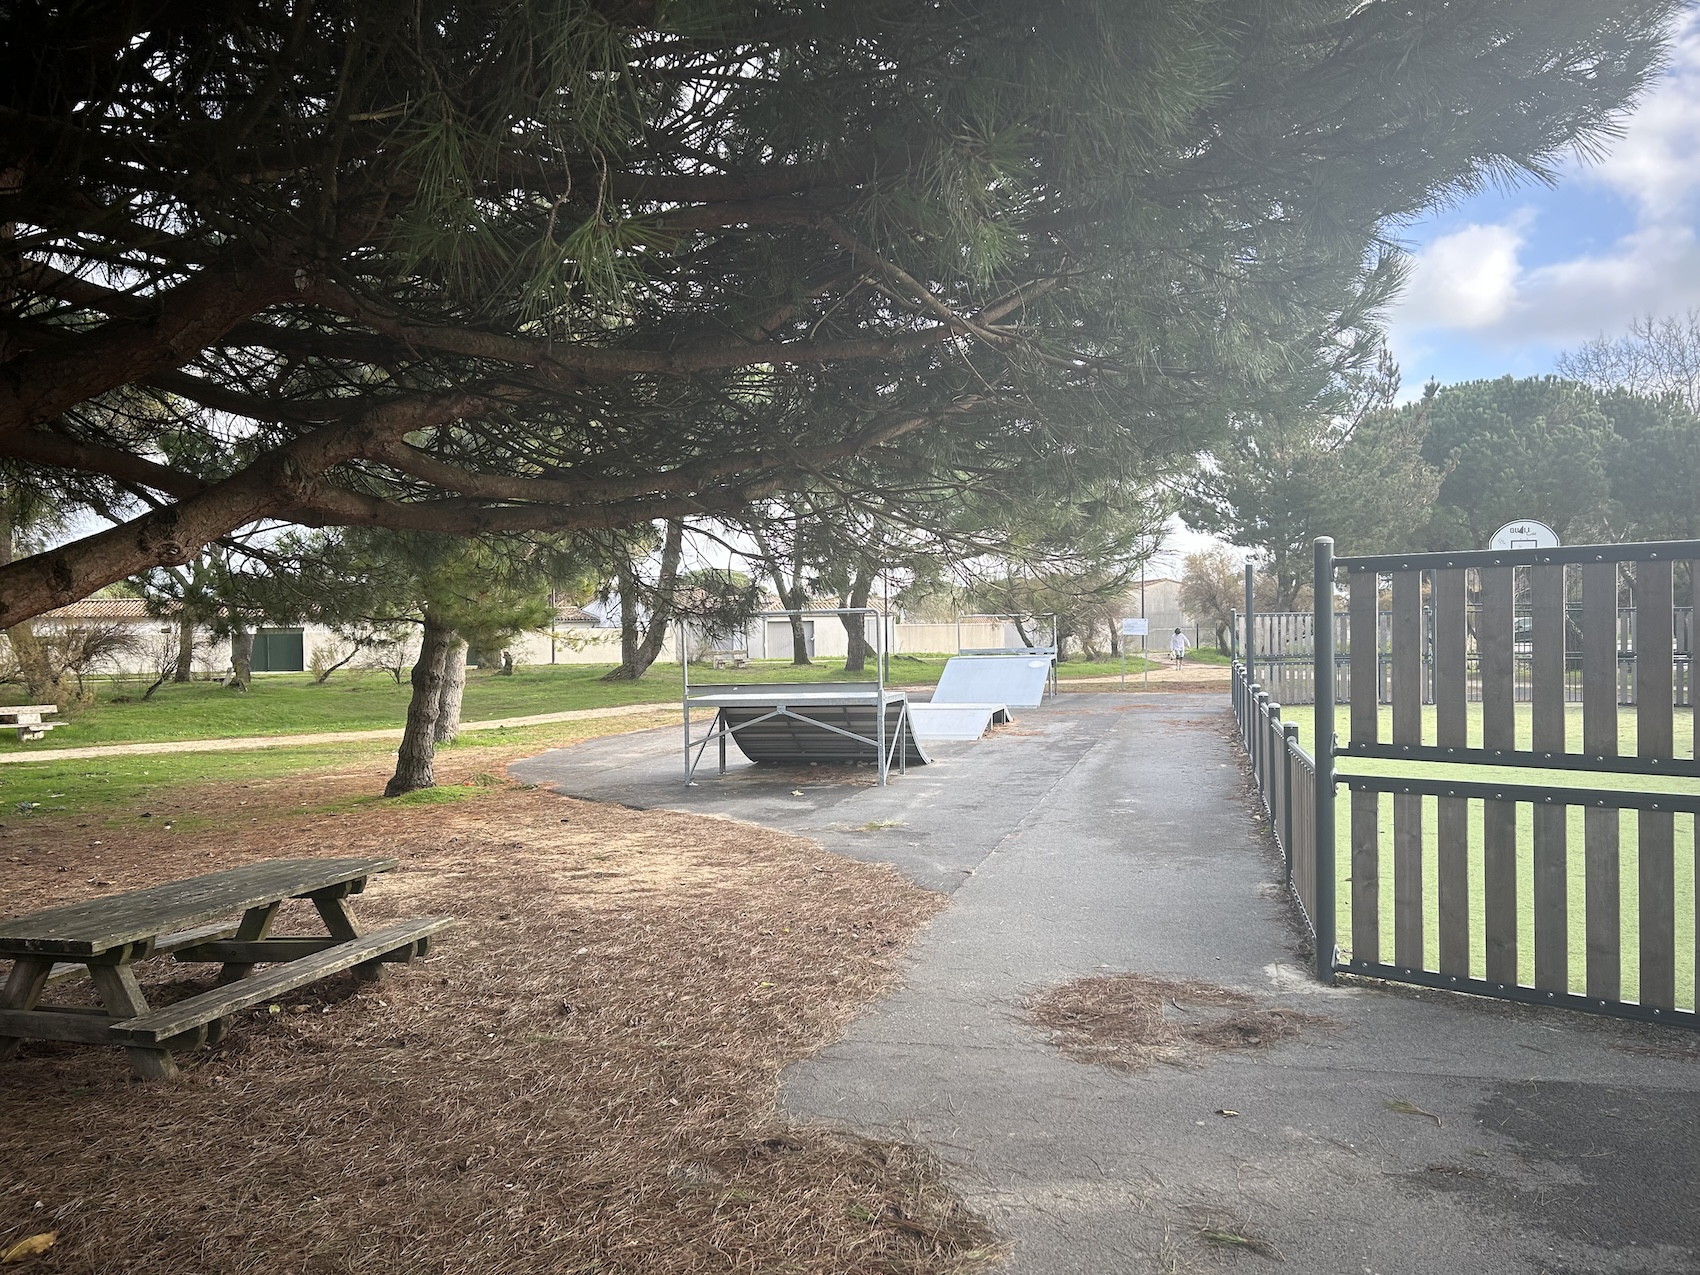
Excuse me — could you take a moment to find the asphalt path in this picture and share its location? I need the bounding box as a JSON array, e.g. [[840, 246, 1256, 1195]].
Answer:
[[511, 692, 1700, 1275]]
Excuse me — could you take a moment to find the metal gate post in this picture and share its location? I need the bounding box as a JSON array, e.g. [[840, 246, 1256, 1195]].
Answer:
[[1313, 537, 1337, 982]]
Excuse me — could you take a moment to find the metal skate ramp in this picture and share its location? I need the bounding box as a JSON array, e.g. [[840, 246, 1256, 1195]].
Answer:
[[933, 653, 1055, 708], [684, 683, 929, 780], [908, 702, 1012, 742]]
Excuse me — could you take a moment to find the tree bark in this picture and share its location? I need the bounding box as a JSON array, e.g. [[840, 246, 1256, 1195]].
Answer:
[[433, 636, 468, 744], [6, 622, 65, 704], [838, 568, 875, 673], [174, 614, 195, 682], [387, 612, 455, 796], [603, 518, 684, 681], [754, 524, 811, 666], [228, 627, 255, 691]]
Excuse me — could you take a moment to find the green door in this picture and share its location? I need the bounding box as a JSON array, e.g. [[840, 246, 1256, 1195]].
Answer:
[[252, 628, 306, 673]]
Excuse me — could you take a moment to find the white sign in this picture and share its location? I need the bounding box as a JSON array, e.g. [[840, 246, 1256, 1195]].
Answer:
[[1489, 519, 1559, 551], [1120, 617, 1149, 637]]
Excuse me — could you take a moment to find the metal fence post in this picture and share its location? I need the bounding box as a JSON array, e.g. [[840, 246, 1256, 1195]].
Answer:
[[1313, 537, 1337, 983], [1244, 564, 1256, 684], [1252, 689, 1262, 794], [1282, 722, 1298, 886]]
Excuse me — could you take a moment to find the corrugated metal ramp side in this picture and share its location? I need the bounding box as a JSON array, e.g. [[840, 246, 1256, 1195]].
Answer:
[[719, 702, 931, 766]]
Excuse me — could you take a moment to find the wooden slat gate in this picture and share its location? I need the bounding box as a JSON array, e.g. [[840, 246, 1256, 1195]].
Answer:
[[1307, 537, 1700, 1028]]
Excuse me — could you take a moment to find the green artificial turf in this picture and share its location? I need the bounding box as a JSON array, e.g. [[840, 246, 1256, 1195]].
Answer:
[[1273, 702, 1698, 1009]]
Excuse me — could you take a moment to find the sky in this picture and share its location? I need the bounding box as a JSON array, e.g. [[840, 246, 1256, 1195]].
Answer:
[[1383, 10, 1700, 395]]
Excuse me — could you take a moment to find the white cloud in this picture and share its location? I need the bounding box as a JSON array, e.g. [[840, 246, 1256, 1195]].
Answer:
[[1582, 11, 1700, 219], [1388, 11, 1700, 361], [1395, 216, 1528, 330], [1511, 222, 1700, 341]]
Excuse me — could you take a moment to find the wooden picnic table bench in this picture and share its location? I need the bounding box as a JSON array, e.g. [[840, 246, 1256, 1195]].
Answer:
[[0, 857, 452, 1078], [0, 703, 64, 742]]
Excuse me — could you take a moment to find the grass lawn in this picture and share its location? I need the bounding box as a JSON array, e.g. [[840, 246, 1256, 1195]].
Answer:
[[4, 649, 1181, 753], [0, 658, 946, 752], [0, 712, 681, 834], [1279, 703, 1698, 1009]]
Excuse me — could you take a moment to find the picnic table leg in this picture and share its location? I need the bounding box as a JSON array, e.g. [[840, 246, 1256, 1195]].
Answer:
[[87, 964, 178, 1080], [216, 901, 282, 985], [311, 893, 381, 982], [0, 958, 52, 1063]]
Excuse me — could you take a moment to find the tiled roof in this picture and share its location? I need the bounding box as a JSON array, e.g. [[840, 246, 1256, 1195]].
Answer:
[[37, 598, 167, 621]]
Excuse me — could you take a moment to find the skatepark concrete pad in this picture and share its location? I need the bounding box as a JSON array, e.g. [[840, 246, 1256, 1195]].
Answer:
[[933, 654, 1052, 707], [908, 702, 1011, 742]]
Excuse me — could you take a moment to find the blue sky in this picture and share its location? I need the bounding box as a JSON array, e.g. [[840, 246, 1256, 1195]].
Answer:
[[1383, 10, 1700, 397]]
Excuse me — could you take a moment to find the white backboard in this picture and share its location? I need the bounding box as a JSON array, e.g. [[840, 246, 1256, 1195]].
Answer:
[[1489, 520, 1560, 551]]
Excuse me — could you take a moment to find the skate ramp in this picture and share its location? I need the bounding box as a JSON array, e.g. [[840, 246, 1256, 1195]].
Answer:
[[908, 703, 1012, 742], [688, 684, 931, 767], [933, 654, 1053, 708]]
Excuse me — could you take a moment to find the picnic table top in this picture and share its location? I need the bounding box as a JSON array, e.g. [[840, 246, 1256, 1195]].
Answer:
[[0, 857, 397, 957]]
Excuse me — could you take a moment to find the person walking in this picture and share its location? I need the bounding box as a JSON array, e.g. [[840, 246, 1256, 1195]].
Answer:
[[1169, 627, 1190, 666]]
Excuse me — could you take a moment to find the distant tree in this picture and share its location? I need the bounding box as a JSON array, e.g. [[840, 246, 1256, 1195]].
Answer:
[[1184, 349, 1443, 607], [751, 509, 816, 667], [1418, 377, 1620, 547], [1179, 548, 1315, 654], [1599, 391, 1700, 541], [224, 530, 565, 795], [1181, 551, 1244, 655], [1558, 309, 1700, 413]]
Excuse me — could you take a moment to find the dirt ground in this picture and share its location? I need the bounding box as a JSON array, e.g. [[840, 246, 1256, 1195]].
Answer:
[[0, 739, 999, 1274]]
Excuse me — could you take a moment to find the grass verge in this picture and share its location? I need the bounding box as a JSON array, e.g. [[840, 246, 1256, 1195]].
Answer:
[[3, 650, 1192, 754], [0, 732, 1000, 1274]]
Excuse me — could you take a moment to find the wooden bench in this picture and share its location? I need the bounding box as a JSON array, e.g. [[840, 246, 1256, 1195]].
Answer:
[[0, 857, 454, 1078], [111, 917, 452, 1045], [0, 704, 63, 742]]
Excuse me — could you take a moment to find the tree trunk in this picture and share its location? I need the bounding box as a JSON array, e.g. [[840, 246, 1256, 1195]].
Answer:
[[838, 568, 875, 673], [433, 636, 468, 744], [228, 627, 254, 691], [173, 614, 195, 682], [754, 526, 811, 666], [603, 518, 684, 681], [387, 612, 455, 796], [6, 621, 65, 704]]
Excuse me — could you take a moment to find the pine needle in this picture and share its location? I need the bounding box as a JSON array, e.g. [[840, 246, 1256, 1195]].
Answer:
[[1386, 1098, 1442, 1127]]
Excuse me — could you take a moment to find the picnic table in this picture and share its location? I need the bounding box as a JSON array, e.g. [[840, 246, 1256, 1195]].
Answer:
[[0, 704, 63, 742], [0, 857, 452, 1078]]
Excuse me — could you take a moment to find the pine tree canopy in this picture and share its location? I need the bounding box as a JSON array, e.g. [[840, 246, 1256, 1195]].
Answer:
[[0, 0, 1679, 625]]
